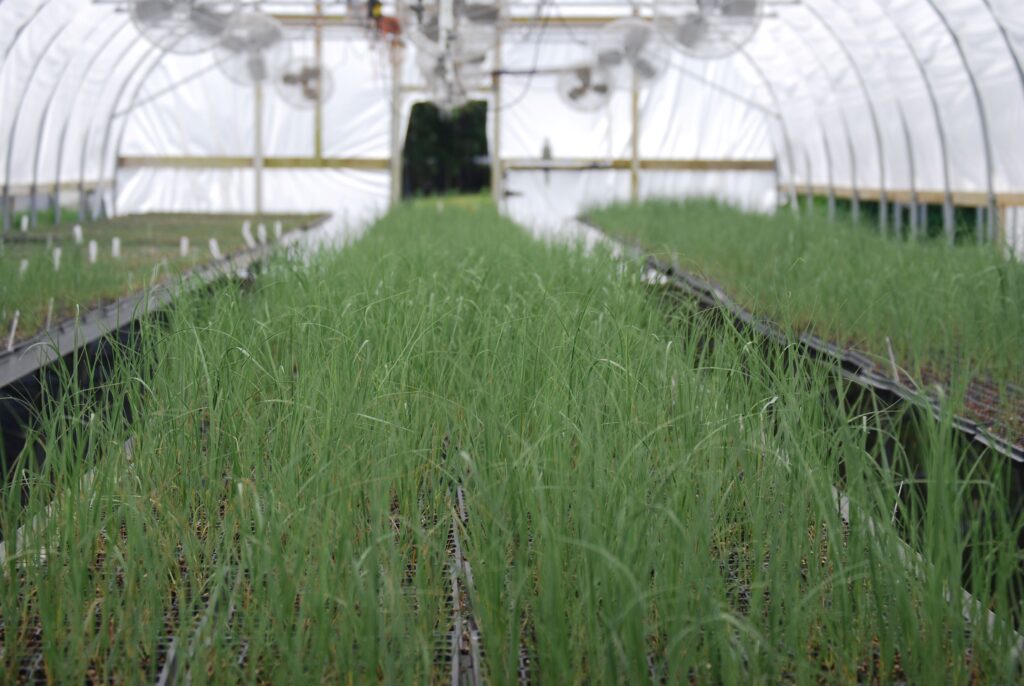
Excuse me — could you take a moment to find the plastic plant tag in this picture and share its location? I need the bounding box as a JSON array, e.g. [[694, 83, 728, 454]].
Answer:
[[72, 224, 83, 244], [111, 237, 122, 258], [241, 223, 257, 249], [45, 298, 54, 330], [274, 220, 283, 241], [6, 311, 18, 352], [52, 247, 62, 272], [209, 238, 223, 261], [20, 216, 28, 232], [180, 236, 190, 257], [257, 223, 267, 245], [18, 259, 29, 277], [88, 240, 98, 264]]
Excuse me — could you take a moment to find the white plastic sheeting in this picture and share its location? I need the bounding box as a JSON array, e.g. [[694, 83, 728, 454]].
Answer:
[[0, 0, 1022, 244], [496, 27, 778, 230]]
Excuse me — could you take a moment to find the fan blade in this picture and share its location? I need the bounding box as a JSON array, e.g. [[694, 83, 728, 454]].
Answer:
[[422, 15, 440, 43], [675, 13, 709, 48], [463, 4, 499, 24], [597, 49, 623, 68], [569, 85, 586, 100], [190, 6, 228, 36], [247, 53, 267, 82], [622, 25, 650, 59], [634, 59, 657, 81], [575, 67, 592, 89], [722, 0, 758, 18], [133, 0, 173, 24]]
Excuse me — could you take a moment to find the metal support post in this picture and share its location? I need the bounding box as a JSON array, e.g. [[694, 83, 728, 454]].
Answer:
[[314, 1, 323, 160], [254, 81, 264, 216], [629, 63, 640, 203], [389, 39, 403, 207], [490, 1, 503, 206]]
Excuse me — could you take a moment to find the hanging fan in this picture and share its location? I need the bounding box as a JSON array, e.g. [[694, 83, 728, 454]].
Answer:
[[456, 0, 500, 26], [275, 58, 336, 109], [594, 18, 670, 85], [130, 0, 238, 55], [557, 64, 614, 112], [655, 0, 763, 59], [216, 11, 291, 86]]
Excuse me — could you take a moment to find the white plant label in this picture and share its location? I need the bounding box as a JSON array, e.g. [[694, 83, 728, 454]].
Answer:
[[111, 237, 122, 259], [45, 298, 54, 330], [6, 310, 19, 352], [273, 220, 283, 241], [209, 238, 223, 261], [241, 224, 257, 249], [88, 240, 98, 264], [72, 224, 83, 244], [180, 236, 190, 257], [19, 215, 28, 232], [52, 247, 62, 272], [18, 259, 29, 277], [257, 223, 268, 245]]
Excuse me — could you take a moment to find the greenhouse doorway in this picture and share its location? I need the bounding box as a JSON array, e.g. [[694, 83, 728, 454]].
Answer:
[[402, 100, 490, 197]]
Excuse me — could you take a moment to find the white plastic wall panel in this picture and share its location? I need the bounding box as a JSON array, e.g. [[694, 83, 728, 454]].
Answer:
[[35, 19, 133, 188], [116, 168, 390, 226], [5, 5, 115, 186], [320, 35, 396, 158], [55, 31, 148, 190], [639, 56, 774, 162], [505, 170, 632, 234], [992, 0, 1024, 61], [937, 0, 1024, 194], [1, 0, 82, 186]]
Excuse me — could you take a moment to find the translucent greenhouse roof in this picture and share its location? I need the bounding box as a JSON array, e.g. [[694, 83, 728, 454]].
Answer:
[[1, 0, 1022, 237]]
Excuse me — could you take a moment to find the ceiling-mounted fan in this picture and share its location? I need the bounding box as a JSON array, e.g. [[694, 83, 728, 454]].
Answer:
[[557, 64, 614, 112], [656, 0, 764, 59], [130, 0, 238, 54]]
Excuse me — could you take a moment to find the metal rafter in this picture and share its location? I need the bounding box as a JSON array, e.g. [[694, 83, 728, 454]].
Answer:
[[796, 2, 888, 232]]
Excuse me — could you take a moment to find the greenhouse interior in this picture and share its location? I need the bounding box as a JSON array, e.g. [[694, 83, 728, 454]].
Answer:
[[2, 0, 1024, 682]]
